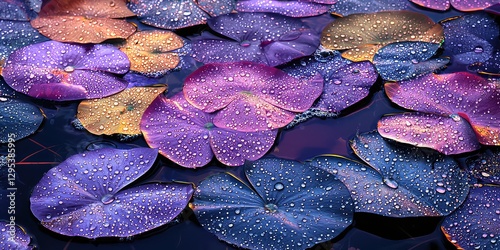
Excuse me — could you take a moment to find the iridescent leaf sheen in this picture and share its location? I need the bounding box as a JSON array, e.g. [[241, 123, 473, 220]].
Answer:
[[30, 148, 194, 238], [77, 86, 166, 135], [2, 41, 129, 101], [442, 186, 500, 250], [0, 98, 44, 143], [236, 0, 333, 17], [373, 41, 449, 81], [120, 30, 184, 77], [410, 0, 499, 11], [191, 158, 354, 250], [310, 131, 469, 217], [30, 0, 135, 43], [192, 12, 320, 66], [466, 148, 500, 185], [321, 11, 444, 62], [140, 93, 277, 168], [183, 61, 323, 131]]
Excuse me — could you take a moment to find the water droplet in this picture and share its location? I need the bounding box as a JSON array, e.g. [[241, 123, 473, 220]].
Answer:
[[274, 182, 284, 191], [101, 194, 115, 204], [474, 46, 483, 53], [450, 114, 461, 122], [436, 186, 446, 194], [64, 66, 75, 73], [265, 203, 278, 213], [383, 178, 398, 189]]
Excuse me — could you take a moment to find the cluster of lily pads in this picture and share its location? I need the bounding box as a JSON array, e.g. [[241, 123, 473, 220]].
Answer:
[[1, 0, 500, 249]]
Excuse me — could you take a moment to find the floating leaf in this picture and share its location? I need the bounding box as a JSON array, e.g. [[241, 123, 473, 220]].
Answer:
[[309, 131, 470, 217], [321, 11, 444, 62], [410, 0, 499, 11], [468, 51, 500, 76], [235, 0, 333, 17], [485, 3, 500, 14], [77, 86, 166, 135], [183, 61, 323, 131], [0, 222, 34, 250], [30, 0, 136, 43], [192, 12, 320, 66], [467, 148, 500, 185], [380, 72, 500, 153], [373, 41, 449, 81], [442, 186, 500, 250], [120, 30, 184, 77], [0, 98, 44, 143], [140, 93, 277, 168], [378, 112, 481, 155], [191, 157, 354, 250], [196, 0, 236, 16], [2, 41, 130, 101], [0, 0, 39, 21], [0, 77, 16, 97], [124, 72, 161, 88], [330, 0, 411, 16], [441, 13, 499, 65], [30, 147, 194, 238]]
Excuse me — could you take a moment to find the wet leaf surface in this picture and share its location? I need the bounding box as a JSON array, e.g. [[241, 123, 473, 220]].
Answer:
[[0, 98, 44, 143], [77, 86, 166, 135], [235, 0, 333, 17], [410, 0, 499, 11], [183, 61, 323, 131], [0, 221, 34, 250], [442, 186, 500, 250], [2, 41, 129, 101], [191, 157, 354, 250], [321, 11, 444, 62], [0, 0, 40, 21], [309, 131, 469, 217], [330, 0, 411, 16], [30, 147, 194, 238], [140, 93, 277, 168], [192, 12, 320, 66], [467, 148, 500, 185], [0, 18, 48, 61]]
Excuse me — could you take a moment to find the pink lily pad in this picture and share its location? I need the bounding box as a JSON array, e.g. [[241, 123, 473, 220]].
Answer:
[[140, 93, 278, 168], [410, 0, 499, 11], [2, 40, 129, 101], [183, 61, 323, 131]]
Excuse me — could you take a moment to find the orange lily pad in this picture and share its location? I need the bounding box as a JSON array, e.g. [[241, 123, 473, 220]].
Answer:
[[77, 86, 167, 135], [120, 30, 184, 77], [30, 0, 136, 43], [321, 11, 444, 62]]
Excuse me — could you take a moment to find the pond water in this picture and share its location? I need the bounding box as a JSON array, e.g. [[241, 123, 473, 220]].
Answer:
[[1, 2, 498, 250]]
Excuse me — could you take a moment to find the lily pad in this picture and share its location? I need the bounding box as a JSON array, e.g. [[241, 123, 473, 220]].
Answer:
[[466, 148, 500, 185], [309, 131, 470, 217], [0, 221, 34, 250], [321, 11, 444, 62], [191, 157, 354, 250], [140, 93, 277, 168], [30, 147, 194, 238], [468, 51, 500, 76], [379, 72, 500, 154], [442, 186, 500, 250], [410, 0, 499, 11], [0, 98, 44, 143], [183, 61, 323, 131], [330, 0, 411, 16], [30, 0, 136, 43], [235, 0, 334, 17], [373, 41, 449, 81], [77, 86, 167, 135], [120, 30, 184, 77], [0, 0, 39, 21], [191, 12, 320, 66], [2, 41, 130, 101]]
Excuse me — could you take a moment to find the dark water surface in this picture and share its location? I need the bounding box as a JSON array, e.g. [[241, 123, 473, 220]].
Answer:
[[1, 4, 493, 250]]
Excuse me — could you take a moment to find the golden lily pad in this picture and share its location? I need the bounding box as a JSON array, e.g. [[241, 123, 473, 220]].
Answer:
[[120, 30, 184, 77], [321, 11, 444, 62], [30, 0, 136, 43], [77, 86, 167, 135]]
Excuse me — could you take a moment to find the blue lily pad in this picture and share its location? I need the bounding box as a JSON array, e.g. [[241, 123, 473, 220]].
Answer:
[[191, 157, 354, 250], [330, 0, 411, 16], [309, 131, 469, 217], [0, 0, 40, 21], [0, 97, 44, 143], [0, 20, 48, 62], [0, 77, 16, 97], [442, 186, 500, 250], [468, 51, 500, 76], [373, 41, 449, 81], [0, 221, 34, 250], [467, 148, 500, 185]]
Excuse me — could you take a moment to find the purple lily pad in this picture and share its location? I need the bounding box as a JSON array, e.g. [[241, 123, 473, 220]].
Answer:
[[330, 0, 411, 16], [2, 41, 129, 101], [309, 131, 469, 217], [380, 72, 500, 154], [0, 98, 44, 143], [236, 0, 333, 17], [410, 0, 499, 11], [442, 186, 500, 249], [140, 93, 277, 168], [373, 41, 449, 81], [183, 61, 323, 131], [0, 0, 40, 21], [485, 3, 500, 14], [466, 148, 500, 185], [441, 13, 499, 65], [0, 221, 34, 250], [191, 12, 320, 66], [191, 157, 354, 249], [30, 147, 194, 238]]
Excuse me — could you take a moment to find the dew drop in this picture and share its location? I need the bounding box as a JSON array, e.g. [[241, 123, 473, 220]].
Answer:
[[383, 178, 398, 189], [274, 182, 284, 191]]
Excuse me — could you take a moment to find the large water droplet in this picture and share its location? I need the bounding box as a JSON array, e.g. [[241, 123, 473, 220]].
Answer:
[[383, 178, 398, 189], [101, 194, 115, 204], [274, 182, 284, 191]]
